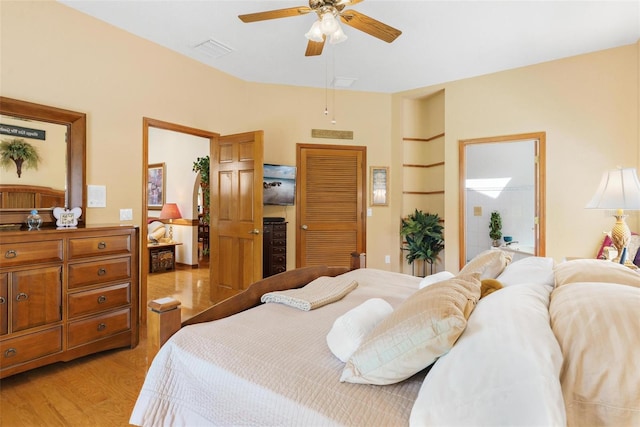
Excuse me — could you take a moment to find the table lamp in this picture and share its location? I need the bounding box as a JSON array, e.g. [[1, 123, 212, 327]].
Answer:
[[586, 167, 640, 265], [159, 203, 182, 243]]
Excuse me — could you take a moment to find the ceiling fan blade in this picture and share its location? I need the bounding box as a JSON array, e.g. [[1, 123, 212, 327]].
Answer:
[[239, 6, 311, 23], [336, 0, 364, 9], [340, 9, 402, 43], [305, 38, 325, 56]]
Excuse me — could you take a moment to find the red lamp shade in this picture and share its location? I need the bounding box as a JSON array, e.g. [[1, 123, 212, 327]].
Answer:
[[159, 203, 182, 220]]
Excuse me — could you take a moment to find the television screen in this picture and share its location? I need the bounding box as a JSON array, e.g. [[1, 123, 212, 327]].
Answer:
[[263, 164, 296, 206]]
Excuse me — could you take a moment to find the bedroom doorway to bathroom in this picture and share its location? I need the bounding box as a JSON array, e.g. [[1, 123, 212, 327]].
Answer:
[[458, 132, 546, 269], [296, 143, 366, 268]]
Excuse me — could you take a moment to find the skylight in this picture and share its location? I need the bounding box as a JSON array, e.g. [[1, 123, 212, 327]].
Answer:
[[465, 177, 512, 199]]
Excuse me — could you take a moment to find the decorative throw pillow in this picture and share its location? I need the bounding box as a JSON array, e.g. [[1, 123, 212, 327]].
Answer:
[[554, 259, 640, 288], [496, 256, 555, 287], [326, 298, 393, 362], [459, 249, 512, 279], [340, 273, 481, 385], [480, 279, 503, 298]]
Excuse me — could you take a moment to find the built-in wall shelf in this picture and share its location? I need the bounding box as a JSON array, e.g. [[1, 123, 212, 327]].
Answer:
[[401, 91, 446, 275]]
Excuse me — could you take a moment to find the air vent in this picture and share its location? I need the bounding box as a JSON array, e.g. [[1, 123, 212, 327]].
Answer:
[[193, 38, 234, 59], [332, 76, 357, 88]]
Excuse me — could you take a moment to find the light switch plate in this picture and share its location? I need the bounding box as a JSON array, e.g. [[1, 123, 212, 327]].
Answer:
[[87, 185, 107, 207], [120, 209, 133, 221]]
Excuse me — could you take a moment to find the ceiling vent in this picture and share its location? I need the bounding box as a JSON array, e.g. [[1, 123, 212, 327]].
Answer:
[[193, 38, 234, 59], [332, 76, 357, 88]]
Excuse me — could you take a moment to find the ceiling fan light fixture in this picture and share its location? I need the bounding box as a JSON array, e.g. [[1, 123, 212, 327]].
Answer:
[[319, 11, 339, 34], [329, 25, 347, 44], [305, 20, 324, 42]]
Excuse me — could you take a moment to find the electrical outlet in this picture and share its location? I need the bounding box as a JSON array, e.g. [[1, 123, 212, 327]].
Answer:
[[385, 255, 391, 264], [120, 208, 133, 221]]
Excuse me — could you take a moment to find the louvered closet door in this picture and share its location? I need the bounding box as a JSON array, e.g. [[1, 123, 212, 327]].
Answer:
[[296, 144, 366, 268]]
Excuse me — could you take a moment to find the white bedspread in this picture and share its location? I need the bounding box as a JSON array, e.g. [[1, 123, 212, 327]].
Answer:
[[130, 269, 423, 426]]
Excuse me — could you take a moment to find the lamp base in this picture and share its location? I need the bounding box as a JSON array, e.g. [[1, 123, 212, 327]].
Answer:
[[610, 213, 631, 264]]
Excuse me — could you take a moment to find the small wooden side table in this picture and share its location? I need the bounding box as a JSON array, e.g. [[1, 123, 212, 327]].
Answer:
[[148, 242, 183, 273]]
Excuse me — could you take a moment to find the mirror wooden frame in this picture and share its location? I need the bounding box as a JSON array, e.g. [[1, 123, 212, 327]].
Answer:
[[458, 132, 546, 269], [0, 97, 86, 225]]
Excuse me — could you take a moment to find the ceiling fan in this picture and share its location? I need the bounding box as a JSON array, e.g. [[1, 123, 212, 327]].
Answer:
[[238, 0, 402, 56]]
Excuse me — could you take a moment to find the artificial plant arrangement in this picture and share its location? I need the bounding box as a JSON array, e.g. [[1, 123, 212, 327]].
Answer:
[[192, 155, 210, 224], [400, 209, 445, 273], [0, 138, 41, 178], [489, 210, 503, 246]]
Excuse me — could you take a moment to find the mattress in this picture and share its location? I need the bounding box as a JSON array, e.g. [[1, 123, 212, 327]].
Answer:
[[130, 268, 424, 426]]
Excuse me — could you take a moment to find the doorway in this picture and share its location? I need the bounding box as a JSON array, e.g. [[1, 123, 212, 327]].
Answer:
[[141, 118, 218, 323], [458, 132, 546, 269]]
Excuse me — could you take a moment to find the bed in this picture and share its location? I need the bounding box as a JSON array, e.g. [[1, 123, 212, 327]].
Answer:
[[130, 252, 640, 426]]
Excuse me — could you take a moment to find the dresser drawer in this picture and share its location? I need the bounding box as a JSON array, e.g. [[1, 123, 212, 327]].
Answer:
[[68, 282, 131, 319], [0, 240, 63, 268], [271, 254, 286, 265], [68, 234, 132, 260], [0, 327, 62, 369], [67, 308, 130, 348], [272, 239, 286, 247], [68, 258, 131, 289]]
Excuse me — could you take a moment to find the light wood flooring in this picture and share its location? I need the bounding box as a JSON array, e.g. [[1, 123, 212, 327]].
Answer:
[[0, 259, 211, 427]]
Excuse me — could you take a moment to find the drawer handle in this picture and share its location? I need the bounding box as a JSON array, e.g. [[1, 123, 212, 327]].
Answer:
[[98, 241, 107, 250], [97, 323, 107, 331], [4, 250, 17, 259], [0, 296, 5, 304], [97, 295, 107, 304], [4, 348, 17, 358], [16, 292, 29, 302], [97, 268, 107, 276]]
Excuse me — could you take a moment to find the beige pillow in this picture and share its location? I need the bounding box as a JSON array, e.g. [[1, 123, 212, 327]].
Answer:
[[340, 273, 481, 385], [554, 259, 640, 288], [460, 249, 512, 279]]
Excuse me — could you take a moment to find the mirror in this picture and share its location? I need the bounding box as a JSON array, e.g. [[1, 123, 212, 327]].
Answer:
[[0, 97, 86, 225], [458, 132, 546, 268]]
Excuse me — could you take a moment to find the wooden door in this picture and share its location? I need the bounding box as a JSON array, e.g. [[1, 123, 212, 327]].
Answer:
[[210, 131, 264, 303], [296, 144, 366, 268]]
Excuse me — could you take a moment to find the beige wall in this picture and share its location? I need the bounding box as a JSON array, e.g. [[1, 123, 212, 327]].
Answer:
[[2, 1, 638, 272], [395, 42, 640, 270]]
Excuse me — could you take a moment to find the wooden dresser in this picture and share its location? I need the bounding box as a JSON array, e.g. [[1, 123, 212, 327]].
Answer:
[[0, 225, 139, 378], [263, 220, 287, 278]]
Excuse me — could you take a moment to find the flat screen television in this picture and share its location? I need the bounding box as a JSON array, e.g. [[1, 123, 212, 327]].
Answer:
[[263, 164, 296, 206]]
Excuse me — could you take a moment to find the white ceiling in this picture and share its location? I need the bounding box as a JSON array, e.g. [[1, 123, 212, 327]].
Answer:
[[58, 0, 640, 94]]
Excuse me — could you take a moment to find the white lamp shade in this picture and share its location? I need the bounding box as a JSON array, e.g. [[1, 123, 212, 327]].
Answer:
[[320, 12, 339, 34], [329, 25, 348, 44], [586, 167, 640, 210], [305, 21, 324, 42]]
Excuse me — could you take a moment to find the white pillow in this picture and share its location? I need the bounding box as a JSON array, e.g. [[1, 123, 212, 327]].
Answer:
[[418, 271, 455, 289], [554, 259, 640, 288], [326, 298, 393, 362], [410, 283, 565, 426], [497, 256, 555, 287]]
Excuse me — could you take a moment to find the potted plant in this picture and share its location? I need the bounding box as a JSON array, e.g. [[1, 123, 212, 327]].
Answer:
[[0, 138, 41, 178], [192, 156, 210, 223], [489, 210, 502, 246], [400, 209, 444, 275]]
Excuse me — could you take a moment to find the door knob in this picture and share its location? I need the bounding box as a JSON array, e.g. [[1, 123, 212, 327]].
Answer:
[[248, 229, 260, 234], [301, 224, 308, 230]]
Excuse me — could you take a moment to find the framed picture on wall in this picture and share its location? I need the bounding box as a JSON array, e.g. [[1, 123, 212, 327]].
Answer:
[[147, 163, 165, 209], [370, 166, 389, 206]]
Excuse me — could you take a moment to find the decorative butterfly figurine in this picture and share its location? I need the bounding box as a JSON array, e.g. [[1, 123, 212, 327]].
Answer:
[[53, 207, 82, 228]]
